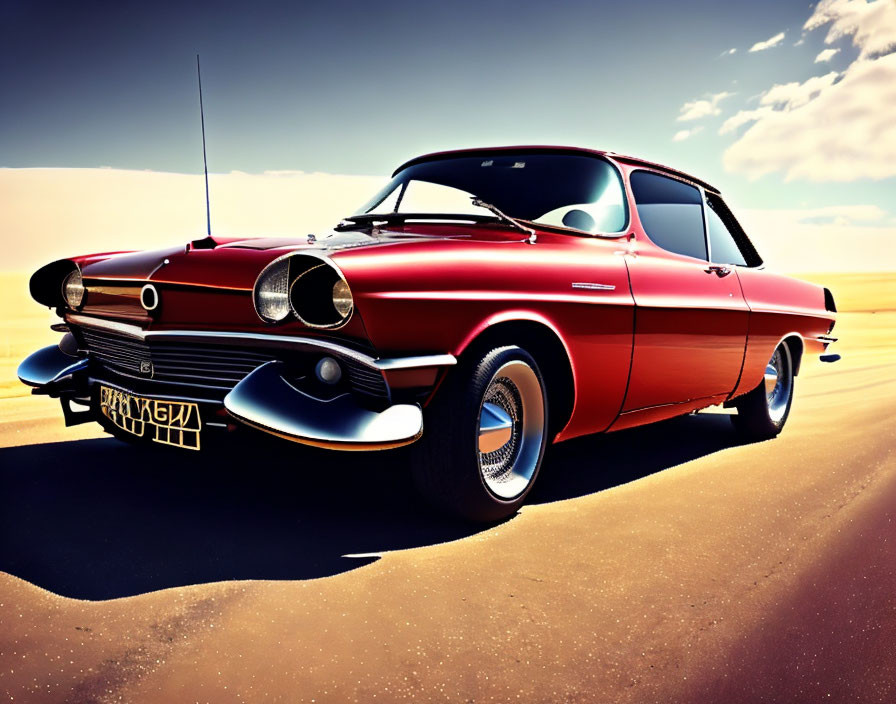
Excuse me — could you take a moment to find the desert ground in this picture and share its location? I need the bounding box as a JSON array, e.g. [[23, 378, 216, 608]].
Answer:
[[1, 271, 894, 703]]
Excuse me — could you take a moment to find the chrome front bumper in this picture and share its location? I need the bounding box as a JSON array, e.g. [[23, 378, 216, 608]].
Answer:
[[18, 323, 454, 450], [223, 362, 423, 450]]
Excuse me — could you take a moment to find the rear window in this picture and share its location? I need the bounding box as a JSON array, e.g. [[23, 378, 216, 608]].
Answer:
[[706, 199, 748, 266], [630, 171, 707, 261], [705, 193, 763, 267]]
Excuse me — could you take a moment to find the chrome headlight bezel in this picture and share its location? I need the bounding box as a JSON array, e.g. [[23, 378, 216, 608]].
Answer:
[[253, 253, 353, 329], [253, 257, 292, 323], [62, 267, 85, 309]]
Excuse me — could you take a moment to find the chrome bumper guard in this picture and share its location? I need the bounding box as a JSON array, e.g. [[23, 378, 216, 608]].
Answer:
[[224, 361, 424, 450], [18, 344, 93, 426], [816, 335, 841, 363], [18, 344, 88, 389]]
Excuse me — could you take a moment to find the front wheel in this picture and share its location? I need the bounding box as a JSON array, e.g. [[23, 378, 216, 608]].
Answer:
[[730, 342, 794, 440], [411, 345, 549, 522]]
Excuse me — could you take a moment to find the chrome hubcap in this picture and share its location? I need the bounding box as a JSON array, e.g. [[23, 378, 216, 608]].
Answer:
[[479, 402, 513, 453], [763, 365, 778, 396], [477, 360, 545, 500], [765, 346, 792, 424]]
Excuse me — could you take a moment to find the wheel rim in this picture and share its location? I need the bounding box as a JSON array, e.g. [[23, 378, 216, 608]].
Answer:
[[476, 360, 545, 500], [765, 345, 792, 424]]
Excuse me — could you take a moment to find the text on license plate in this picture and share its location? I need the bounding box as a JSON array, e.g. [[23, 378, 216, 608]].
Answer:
[[99, 386, 202, 450]]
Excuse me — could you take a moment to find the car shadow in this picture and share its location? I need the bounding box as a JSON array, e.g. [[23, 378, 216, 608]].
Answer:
[[0, 413, 746, 600]]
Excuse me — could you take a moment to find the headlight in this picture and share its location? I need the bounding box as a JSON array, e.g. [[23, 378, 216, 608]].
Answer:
[[253, 258, 291, 323], [332, 279, 353, 317], [254, 253, 353, 328], [290, 263, 353, 328], [62, 269, 85, 309]]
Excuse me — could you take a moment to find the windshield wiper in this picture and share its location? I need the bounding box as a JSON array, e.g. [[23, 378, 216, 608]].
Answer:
[[336, 207, 537, 243], [335, 212, 495, 232], [470, 198, 535, 238]]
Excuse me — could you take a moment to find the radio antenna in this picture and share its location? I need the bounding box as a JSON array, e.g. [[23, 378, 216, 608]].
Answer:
[[197, 54, 211, 236]]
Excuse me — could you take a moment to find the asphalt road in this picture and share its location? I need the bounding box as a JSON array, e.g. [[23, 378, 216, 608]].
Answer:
[[1, 310, 894, 703], [0, 413, 743, 600]]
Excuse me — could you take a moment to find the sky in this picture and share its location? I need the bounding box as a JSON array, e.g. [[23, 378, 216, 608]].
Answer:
[[1, 0, 895, 270]]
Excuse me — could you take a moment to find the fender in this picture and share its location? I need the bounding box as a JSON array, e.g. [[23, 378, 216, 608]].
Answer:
[[453, 310, 580, 440], [729, 331, 807, 402]]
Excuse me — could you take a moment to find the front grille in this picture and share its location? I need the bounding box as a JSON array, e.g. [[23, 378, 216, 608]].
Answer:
[[344, 361, 391, 397], [71, 324, 389, 401], [75, 326, 277, 390]]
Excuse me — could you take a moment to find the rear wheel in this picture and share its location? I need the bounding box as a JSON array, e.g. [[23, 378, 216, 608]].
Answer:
[[412, 345, 549, 522], [731, 342, 794, 439]]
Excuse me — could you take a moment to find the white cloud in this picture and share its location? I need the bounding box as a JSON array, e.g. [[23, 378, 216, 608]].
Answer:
[[759, 71, 840, 109], [677, 91, 734, 121], [794, 38, 806, 47], [723, 53, 896, 180], [805, 0, 896, 60], [673, 127, 703, 142], [722, 48, 737, 56], [719, 107, 776, 135], [814, 48, 840, 62], [719, 72, 839, 134], [0, 168, 385, 271], [749, 31, 786, 52], [722, 0, 896, 182]]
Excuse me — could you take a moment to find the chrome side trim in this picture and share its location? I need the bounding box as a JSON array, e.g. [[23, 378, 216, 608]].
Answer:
[[224, 361, 423, 450], [374, 354, 457, 370], [65, 313, 457, 372], [18, 345, 88, 387], [571, 282, 616, 291]]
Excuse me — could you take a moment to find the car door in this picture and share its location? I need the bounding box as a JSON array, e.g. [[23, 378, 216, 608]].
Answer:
[[622, 170, 749, 412]]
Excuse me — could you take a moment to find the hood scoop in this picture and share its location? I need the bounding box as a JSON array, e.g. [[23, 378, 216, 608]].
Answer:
[[189, 236, 218, 250]]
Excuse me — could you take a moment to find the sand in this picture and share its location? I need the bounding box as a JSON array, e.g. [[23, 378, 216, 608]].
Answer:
[[0, 271, 894, 702]]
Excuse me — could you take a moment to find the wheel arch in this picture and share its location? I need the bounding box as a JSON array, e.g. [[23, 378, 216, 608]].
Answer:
[[780, 333, 805, 376], [454, 313, 576, 441]]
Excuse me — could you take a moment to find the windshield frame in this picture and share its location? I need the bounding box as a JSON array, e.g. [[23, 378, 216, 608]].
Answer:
[[352, 151, 630, 239]]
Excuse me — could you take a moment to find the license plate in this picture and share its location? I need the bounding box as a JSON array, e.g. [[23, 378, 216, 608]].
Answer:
[[99, 385, 202, 450]]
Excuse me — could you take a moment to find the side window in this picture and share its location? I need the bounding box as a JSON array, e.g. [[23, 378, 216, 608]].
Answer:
[[706, 198, 748, 266], [706, 194, 762, 267], [630, 171, 707, 261]]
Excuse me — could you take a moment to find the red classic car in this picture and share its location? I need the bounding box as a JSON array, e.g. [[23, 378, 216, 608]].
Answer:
[[19, 146, 839, 521]]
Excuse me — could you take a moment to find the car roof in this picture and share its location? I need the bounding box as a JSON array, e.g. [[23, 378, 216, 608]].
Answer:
[[393, 145, 720, 194]]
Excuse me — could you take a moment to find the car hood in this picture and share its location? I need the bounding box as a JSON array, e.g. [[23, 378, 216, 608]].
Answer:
[[77, 226, 527, 289]]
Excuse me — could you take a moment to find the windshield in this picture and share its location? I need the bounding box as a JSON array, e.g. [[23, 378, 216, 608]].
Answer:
[[355, 153, 628, 234]]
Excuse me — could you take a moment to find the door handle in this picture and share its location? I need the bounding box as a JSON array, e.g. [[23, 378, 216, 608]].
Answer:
[[705, 265, 731, 277]]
